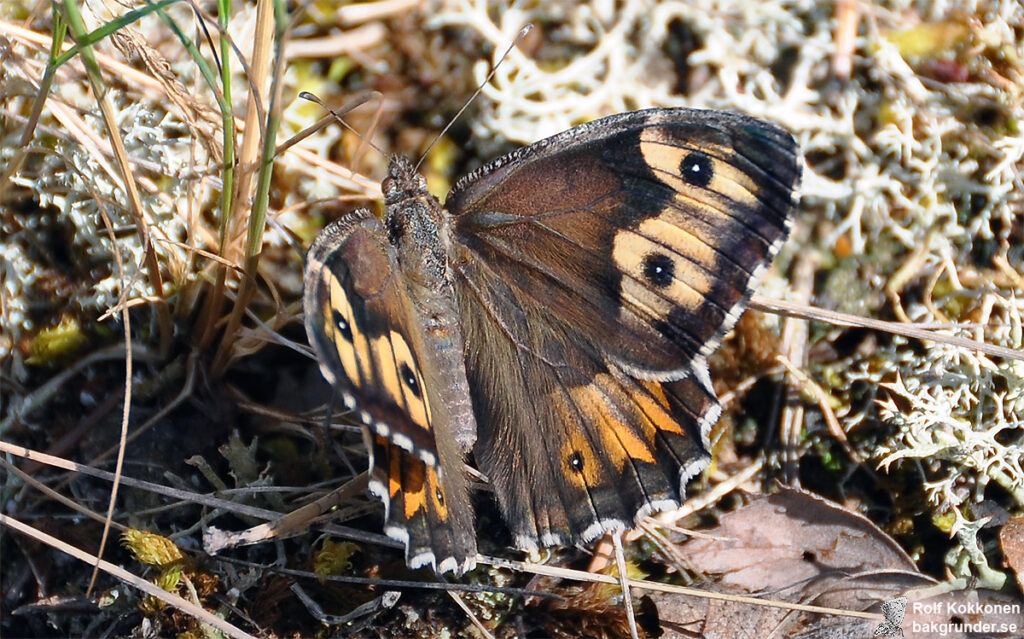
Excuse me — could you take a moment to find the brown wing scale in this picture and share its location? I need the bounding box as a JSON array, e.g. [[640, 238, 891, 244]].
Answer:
[[367, 435, 474, 573]]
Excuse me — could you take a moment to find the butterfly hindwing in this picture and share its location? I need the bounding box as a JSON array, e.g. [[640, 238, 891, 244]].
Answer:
[[368, 435, 475, 573], [459, 280, 721, 547], [304, 210, 476, 573]]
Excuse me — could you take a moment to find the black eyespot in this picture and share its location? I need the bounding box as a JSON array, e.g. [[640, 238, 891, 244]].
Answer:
[[569, 452, 584, 473], [436, 488, 444, 504], [400, 363, 421, 398], [642, 253, 675, 288], [680, 151, 713, 188], [332, 310, 353, 342]]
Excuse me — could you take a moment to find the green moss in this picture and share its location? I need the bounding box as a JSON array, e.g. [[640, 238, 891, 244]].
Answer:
[[25, 317, 88, 365]]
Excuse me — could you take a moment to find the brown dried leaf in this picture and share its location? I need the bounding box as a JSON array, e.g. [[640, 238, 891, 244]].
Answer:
[[682, 488, 916, 590], [648, 489, 932, 637], [649, 489, 1024, 637], [999, 516, 1024, 593]]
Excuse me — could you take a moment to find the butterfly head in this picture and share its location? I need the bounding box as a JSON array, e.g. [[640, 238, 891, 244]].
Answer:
[[383, 155, 429, 205]]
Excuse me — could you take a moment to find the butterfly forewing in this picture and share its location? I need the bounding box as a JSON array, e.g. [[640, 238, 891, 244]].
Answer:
[[303, 210, 476, 573], [449, 109, 800, 380], [448, 108, 800, 549], [305, 213, 433, 454]]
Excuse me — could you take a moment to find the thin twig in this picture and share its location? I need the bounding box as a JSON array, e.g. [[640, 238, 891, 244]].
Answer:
[[480, 556, 885, 622], [750, 295, 1024, 361], [611, 533, 640, 639]]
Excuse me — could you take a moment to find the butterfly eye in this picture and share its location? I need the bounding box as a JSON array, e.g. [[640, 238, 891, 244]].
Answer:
[[680, 151, 713, 188], [400, 362, 421, 398], [332, 310, 353, 342], [642, 253, 675, 288]]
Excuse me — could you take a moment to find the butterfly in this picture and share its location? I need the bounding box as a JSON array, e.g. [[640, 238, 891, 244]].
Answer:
[[303, 108, 801, 574]]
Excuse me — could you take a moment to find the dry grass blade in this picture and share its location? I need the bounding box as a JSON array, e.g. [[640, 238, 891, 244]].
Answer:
[[337, 0, 424, 26], [0, 458, 128, 531], [777, 251, 816, 482], [284, 22, 387, 59], [210, 0, 280, 376], [86, 171, 135, 596], [60, 1, 172, 355], [85, 355, 195, 468], [203, 473, 367, 553], [447, 588, 497, 639], [0, 345, 153, 437], [0, 441, 302, 521], [610, 533, 640, 639], [750, 295, 1024, 361], [777, 355, 857, 460], [481, 556, 885, 622]]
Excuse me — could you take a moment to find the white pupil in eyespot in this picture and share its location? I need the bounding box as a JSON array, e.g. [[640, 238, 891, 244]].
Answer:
[[331, 310, 353, 341], [400, 363, 421, 397]]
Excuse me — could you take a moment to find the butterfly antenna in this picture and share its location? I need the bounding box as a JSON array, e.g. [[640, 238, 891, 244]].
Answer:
[[414, 24, 533, 173], [287, 90, 387, 159]]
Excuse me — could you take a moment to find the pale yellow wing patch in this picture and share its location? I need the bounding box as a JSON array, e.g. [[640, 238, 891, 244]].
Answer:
[[639, 127, 762, 209], [611, 218, 718, 322], [324, 275, 361, 388]]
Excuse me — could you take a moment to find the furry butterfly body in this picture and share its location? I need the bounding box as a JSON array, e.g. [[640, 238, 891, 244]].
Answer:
[[304, 108, 801, 574]]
